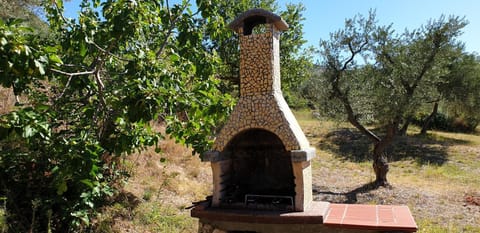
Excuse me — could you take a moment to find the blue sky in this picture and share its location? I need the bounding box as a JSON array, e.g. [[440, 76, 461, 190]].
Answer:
[[64, 0, 480, 54], [280, 0, 480, 53]]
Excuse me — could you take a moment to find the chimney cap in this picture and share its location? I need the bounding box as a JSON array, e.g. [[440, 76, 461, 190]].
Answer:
[[228, 8, 289, 33]]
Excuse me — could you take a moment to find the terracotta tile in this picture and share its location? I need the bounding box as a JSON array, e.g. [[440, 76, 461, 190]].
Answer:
[[391, 206, 418, 228], [377, 205, 395, 224], [324, 204, 418, 232], [324, 204, 346, 223], [343, 204, 377, 223]]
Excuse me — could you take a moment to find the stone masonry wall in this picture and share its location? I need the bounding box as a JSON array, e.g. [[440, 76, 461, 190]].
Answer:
[[212, 25, 310, 152], [239, 26, 279, 95]]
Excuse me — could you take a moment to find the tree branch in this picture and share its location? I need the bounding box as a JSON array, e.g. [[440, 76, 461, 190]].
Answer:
[[329, 39, 380, 143], [50, 68, 95, 76], [155, 0, 190, 58], [329, 70, 381, 143], [90, 41, 133, 62], [52, 0, 73, 29], [94, 70, 106, 108], [57, 74, 73, 99], [341, 39, 368, 71]]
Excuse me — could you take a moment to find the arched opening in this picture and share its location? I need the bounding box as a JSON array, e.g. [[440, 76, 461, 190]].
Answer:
[[221, 129, 295, 210], [243, 16, 267, 35]]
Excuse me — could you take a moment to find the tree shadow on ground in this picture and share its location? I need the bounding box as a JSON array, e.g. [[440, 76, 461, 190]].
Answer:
[[317, 128, 470, 166], [312, 182, 381, 204]]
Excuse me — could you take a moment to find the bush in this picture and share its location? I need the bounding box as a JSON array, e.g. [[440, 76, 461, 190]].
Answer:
[[412, 112, 478, 133], [284, 90, 309, 110]]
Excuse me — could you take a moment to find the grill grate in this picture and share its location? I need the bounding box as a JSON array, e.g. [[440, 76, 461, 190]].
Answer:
[[244, 194, 294, 211]]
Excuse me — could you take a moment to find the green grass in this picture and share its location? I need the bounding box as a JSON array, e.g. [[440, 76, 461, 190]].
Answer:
[[134, 202, 196, 233], [421, 163, 478, 185], [417, 218, 480, 233]]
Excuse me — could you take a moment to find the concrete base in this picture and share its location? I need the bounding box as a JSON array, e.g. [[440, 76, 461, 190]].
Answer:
[[192, 201, 329, 224], [198, 220, 385, 233], [193, 201, 332, 233], [192, 201, 417, 233]]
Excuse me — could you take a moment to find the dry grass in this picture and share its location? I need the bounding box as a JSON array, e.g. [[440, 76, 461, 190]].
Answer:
[[0, 87, 16, 114], [294, 111, 480, 232], [95, 123, 212, 233], [94, 110, 479, 232]]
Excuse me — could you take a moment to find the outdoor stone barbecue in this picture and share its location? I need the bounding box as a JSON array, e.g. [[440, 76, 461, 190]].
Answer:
[[191, 9, 418, 233]]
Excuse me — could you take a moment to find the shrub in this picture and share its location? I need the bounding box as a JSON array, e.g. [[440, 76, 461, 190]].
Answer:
[[412, 112, 478, 133]]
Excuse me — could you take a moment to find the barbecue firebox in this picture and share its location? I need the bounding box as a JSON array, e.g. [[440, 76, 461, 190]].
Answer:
[[201, 8, 315, 212]]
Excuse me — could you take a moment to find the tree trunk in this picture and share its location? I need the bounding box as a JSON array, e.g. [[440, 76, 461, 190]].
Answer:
[[398, 117, 411, 136], [372, 124, 396, 186], [372, 142, 389, 186], [420, 102, 439, 135]]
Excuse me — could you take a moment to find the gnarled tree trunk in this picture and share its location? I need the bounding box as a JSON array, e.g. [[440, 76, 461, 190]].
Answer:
[[345, 113, 395, 186], [372, 141, 390, 186], [398, 117, 411, 136], [372, 151, 389, 186], [420, 102, 439, 135], [371, 124, 395, 186]]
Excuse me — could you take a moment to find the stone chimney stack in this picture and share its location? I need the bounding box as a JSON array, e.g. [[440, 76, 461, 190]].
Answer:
[[230, 9, 288, 96]]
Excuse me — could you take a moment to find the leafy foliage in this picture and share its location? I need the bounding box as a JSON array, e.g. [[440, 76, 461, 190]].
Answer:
[[436, 52, 480, 131], [412, 111, 478, 133], [0, 0, 232, 231]]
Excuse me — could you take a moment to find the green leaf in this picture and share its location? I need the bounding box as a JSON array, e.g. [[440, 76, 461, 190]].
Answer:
[[169, 53, 180, 63], [0, 37, 7, 46], [23, 45, 32, 56], [34, 60, 45, 75], [22, 125, 35, 138], [51, 166, 59, 174], [55, 0, 64, 9], [79, 41, 87, 57], [71, 210, 90, 225], [57, 180, 68, 195], [49, 54, 63, 65], [80, 179, 94, 188], [44, 46, 57, 53]]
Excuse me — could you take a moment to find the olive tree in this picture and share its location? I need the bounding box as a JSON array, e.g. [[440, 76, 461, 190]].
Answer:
[[304, 11, 467, 186]]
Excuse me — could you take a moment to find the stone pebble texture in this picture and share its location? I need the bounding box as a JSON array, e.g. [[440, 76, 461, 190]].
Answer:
[[213, 24, 310, 152]]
